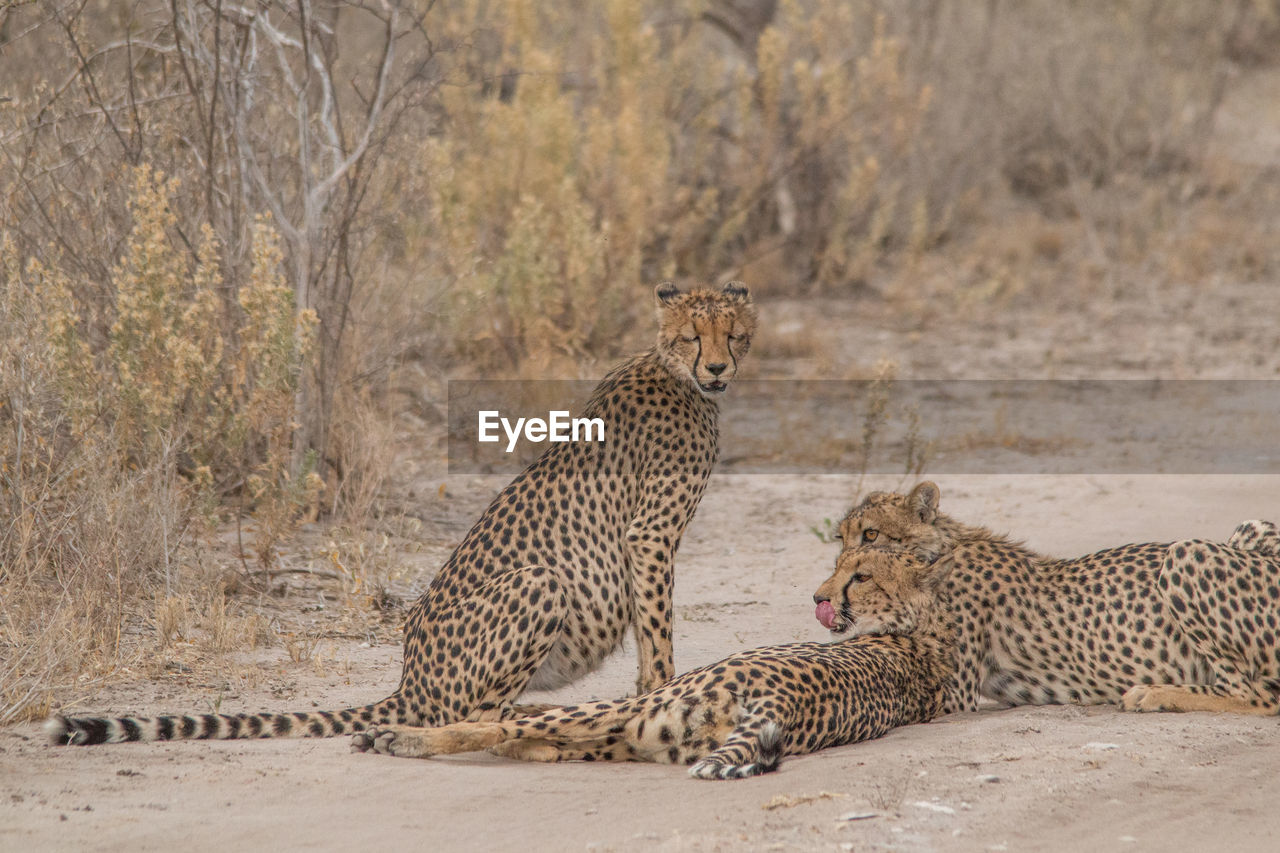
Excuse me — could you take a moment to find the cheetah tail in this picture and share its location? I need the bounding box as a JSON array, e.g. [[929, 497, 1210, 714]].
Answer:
[[688, 719, 785, 780], [45, 694, 407, 746], [755, 721, 784, 774]]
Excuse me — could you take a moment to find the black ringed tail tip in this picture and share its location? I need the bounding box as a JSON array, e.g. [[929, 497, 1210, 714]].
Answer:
[[45, 698, 400, 746]]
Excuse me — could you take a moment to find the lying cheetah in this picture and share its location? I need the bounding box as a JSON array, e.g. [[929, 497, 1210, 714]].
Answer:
[[350, 550, 952, 779], [48, 282, 757, 746], [819, 482, 1280, 715]]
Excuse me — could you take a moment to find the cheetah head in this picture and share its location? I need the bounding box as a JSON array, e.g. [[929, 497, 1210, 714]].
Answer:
[[836, 481, 948, 563], [812, 548, 950, 637], [654, 281, 757, 396]]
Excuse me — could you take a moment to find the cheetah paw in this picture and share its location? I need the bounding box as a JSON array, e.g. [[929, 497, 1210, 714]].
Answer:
[[1120, 684, 1173, 713], [350, 730, 379, 753], [350, 726, 426, 758], [350, 727, 397, 754]]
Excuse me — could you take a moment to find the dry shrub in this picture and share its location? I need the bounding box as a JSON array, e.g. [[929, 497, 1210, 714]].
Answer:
[[31, 167, 321, 560], [412, 0, 1268, 365], [153, 589, 272, 657], [320, 397, 411, 611], [282, 631, 325, 666], [0, 0, 439, 494], [200, 594, 272, 655], [0, 1, 429, 714], [909, 1, 1280, 296], [3, 0, 1268, 377], [0, 234, 156, 720], [414, 0, 939, 369], [323, 519, 416, 613], [846, 358, 935, 501], [0, 168, 317, 721]]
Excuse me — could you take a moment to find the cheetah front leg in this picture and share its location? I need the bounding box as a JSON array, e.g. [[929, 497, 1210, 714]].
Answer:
[[625, 522, 681, 693], [1121, 682, 1278, 715], [490, 737, 639, 763], [351, 722, 510, 758]]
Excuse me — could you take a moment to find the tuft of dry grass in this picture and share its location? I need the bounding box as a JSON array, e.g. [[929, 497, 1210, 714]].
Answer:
[[0, 461, 171, 722], [853, 359, 898, 497]]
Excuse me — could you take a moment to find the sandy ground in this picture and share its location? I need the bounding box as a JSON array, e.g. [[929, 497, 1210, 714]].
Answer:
[[4, 472, 1280, 852]]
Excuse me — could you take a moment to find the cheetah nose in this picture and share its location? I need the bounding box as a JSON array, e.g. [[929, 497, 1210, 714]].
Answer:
[[813, 593, 829, 605], [705, 362, 727, 376]]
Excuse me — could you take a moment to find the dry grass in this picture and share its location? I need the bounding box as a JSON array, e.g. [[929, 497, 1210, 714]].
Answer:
[[0, 170, 323, 722]]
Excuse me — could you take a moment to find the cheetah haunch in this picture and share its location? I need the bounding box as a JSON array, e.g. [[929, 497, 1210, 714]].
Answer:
[[350, 550, 952, 779], [818, 482, 1280, 715], [48, 282, 756, 746], [1125, 519, 1280, 713]]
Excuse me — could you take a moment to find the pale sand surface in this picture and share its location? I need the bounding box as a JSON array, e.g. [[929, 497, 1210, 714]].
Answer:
[[4, 473, 1279, 852]]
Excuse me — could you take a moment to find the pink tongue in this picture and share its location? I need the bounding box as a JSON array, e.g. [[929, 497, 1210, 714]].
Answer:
[[815, 601, 836, 629]]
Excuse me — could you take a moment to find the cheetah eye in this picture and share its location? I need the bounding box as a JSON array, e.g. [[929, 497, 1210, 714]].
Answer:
[[728, 333, 743, 342], [681, 334, 699, 343], [851, 573, 872, 584], [862, 529, 879, 543]]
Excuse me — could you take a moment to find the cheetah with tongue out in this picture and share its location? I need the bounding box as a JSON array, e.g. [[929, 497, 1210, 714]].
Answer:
[[822, 481, 1280, 716], [47, 281, 757, 746]]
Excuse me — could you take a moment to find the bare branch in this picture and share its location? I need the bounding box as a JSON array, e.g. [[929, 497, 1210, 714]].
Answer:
[[53, 3, 136, 162], [307, 2, 396, 210], [206, 0, 224, 222]]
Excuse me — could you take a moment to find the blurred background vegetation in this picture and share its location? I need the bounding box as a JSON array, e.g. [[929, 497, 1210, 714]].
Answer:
[[2, 0, 1278, 720]]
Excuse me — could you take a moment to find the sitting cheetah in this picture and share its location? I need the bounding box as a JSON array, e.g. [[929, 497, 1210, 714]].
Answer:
[[350, 550, 953, 780], [818, 482, 1280, 715], [47, 282, 757, 746]]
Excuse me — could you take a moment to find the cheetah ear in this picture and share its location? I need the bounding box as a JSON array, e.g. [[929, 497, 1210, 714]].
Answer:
[[909, 482, 940, 524], [720, 281, 749, 302], [655, 281, 682, 305], [854, 490, 889, 512], [915, 553, 955, 589]]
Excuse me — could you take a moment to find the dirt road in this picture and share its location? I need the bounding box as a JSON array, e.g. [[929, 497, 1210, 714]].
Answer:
[[5, 473, 1278, 852]]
